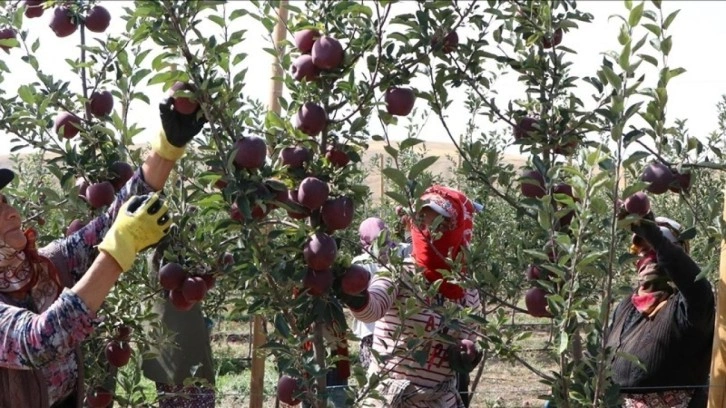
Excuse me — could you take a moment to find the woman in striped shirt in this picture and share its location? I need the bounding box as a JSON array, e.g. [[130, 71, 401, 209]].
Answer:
[[348, 185, 482, 408]]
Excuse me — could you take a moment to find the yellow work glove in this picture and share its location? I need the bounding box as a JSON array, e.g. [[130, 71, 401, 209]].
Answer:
[[150, 129, 186, 162], [98, 193, 173, 272]]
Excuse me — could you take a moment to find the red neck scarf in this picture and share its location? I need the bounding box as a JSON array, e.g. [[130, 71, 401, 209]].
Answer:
[[410, 186, 474, 300], [630, 250, 672, 315]]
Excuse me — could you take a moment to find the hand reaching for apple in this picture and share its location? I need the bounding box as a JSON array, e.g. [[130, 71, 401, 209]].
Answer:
[[334, 264, 371, 310], [159, 94, 207, 148], [447, 339, 483, 374]]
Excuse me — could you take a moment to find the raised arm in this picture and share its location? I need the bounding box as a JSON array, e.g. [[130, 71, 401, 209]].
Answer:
[[41, 97, 206, 283], [632, 218, 714, 328], [0, 194, 171, 369], [349, 275, 399, 323]]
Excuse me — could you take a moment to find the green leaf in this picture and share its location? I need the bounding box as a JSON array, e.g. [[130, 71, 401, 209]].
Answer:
[[651, 0, 661, 9], [602, 66, 622, 89], [399, 138, 424, 150], [619, 41, 631, 70], [559, 332, 569, 354], [383, 145, 398, 160], [629, 2, 644, 26], [661, 35, 672, 56], [408, 156, 438, 180], [642, 23, 661, 37], [17, 85, 34, 104], [624, 0, 633, 9], [666, 67, 686, 81], [382, 167, 408, 189], [639, 53, 659, 67], [663, 9, 680, 29]]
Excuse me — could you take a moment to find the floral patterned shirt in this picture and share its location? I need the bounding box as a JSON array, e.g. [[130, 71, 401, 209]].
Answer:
[[0, 169, 153, 405]]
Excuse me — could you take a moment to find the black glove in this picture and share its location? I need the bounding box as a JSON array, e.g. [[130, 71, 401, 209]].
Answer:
[[337, 291, 369, 310], [448, 339, 482, 374], [159, 97, 207, 147], [630, 212, 667, 250]]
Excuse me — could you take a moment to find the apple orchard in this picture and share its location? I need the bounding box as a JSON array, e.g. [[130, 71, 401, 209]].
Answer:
[[0, 1, 725, 407]]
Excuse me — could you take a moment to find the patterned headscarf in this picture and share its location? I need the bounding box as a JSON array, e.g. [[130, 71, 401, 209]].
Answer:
[[410, 185, 475, 300], [0, 228, 62, 311]]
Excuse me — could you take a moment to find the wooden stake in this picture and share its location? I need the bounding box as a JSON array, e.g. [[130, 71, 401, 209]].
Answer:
[[708, 189, 726, 407], [250, 2, 288, 408]]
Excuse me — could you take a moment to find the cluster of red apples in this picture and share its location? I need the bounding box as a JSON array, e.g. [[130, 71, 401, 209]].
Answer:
[[158, 262, 218, 311], [85, 325, 132, 407]]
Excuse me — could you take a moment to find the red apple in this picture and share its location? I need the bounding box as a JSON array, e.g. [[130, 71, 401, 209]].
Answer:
[[294, 29, 319, 54], [115, 325, 132, 342], [86, 181, 115, 209], [170, 288, 195, 311], [170, 82, 198, 115], [0, 28, 16, 53], [291, 54, 320, 82], [109, 161, 133, 191], [525, 287, 551, 318], [277, 375, 302, 405], [65, 219, 86, 236], [182, 276, 207, 302], [159, 262, 187, 291], [432, 30, 458, 53], [54, 112, 82, 139], [104, 339, 131, 368], [294, 102, 327, 136], [279, 145, 311, 169], [325, 145, 350, 167], [298, 177, 329, 210], [457, 339, 478, 363], [285, 189, 310, 220], [341, 264, 371, 295], [233, 136, 267, 170], [520, 169, 546, 198], [311, 35, 343, 70], [201, 274, 216, 290], [303, 268, 334, 296], [49, 7, 77, 38], [84, 5, 110, 33], [89, 90, 114, 117], [623, 192, 651, 216], [669, 171, 692, 194], [303, 232, 337, 270], [321, 196, 354, 231], [385, 87, 416, 117], [552, 183, 574, 200], [641, 162, 674, 195], [86, 386, 113, 408], [23, 0, 45, 19], [526, 264, 545, 281], [75, 177, 89, 198], [542, 28, 563, 48], [513, 117, 538, 141]]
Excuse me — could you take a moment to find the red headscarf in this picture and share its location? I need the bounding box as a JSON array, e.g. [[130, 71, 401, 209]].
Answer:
[[410, 185, 475, 300]]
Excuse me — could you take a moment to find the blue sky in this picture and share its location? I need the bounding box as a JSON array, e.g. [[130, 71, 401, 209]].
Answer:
[[1, 1, 724, 156]]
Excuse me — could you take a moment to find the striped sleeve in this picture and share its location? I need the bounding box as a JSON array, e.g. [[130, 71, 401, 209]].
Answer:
[[462, 288, 481, 341], [350, 275, 399, 324]]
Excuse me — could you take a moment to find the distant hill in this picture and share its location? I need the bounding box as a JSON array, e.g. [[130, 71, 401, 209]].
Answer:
[[0, 141, 529, 201]]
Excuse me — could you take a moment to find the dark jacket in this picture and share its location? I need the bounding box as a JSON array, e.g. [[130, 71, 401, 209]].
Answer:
[[606, 225, 714, 403]]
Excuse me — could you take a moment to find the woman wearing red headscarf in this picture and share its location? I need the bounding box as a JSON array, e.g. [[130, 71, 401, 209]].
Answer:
[[347, 185, 482, 408]]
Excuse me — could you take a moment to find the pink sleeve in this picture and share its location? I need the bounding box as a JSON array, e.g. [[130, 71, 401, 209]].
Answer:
[[350, 275, 398, 323], [0, 289, 99, 369]]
